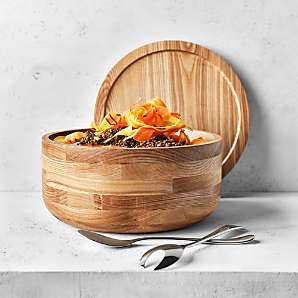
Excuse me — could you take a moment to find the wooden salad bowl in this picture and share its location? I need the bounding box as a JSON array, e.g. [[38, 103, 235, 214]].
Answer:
[[42, 129, 222, 233]]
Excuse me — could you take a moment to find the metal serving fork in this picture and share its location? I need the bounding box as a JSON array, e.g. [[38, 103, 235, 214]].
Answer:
[[78, 229, 254, 247], [140, 225, 253, 270]]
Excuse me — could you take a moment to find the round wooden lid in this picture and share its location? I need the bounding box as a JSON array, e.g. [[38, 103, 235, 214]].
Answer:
[[94, 40, 249, 178]]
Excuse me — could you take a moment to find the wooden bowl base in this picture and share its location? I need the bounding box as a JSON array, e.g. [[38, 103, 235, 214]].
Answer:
[[42, 181, 220, 233]]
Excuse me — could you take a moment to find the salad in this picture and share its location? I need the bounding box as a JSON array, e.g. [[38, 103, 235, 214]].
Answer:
[[54, 97, 203, 148]]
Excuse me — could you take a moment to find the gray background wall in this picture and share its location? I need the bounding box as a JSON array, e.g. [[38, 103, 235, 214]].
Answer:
[[0, 0, 297, 193]]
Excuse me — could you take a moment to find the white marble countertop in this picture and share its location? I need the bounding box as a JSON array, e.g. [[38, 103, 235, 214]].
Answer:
[[1, 192, 298, 297], [1, 191, 298, 272]]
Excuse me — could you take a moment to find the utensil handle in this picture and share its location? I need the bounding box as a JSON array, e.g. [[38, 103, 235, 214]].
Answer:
[[137, 234, 254, 244], [135, 234, 252, 243], [184, 225, 243, 248], [135, 236, 201, 241], [206, 234, 254, 244]]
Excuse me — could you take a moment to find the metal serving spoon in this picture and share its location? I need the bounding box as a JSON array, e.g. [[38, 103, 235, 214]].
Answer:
[[140, 225, 253, 270], [78, 229, 253, 247]]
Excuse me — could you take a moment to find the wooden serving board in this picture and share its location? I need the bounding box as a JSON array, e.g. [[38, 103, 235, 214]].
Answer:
[[94, 40, 249, 177]]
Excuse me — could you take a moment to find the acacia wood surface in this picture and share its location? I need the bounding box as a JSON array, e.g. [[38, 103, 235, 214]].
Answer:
[[42, 130, 222, 233], [94, 40, 249, 178]]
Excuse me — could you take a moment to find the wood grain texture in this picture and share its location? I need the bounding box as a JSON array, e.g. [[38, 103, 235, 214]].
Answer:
[[94, 40, 249, 178], [42, 129, 222, 233]]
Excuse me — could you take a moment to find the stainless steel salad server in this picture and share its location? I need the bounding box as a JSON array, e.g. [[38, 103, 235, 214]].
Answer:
[[78, 229, 254, 247], [140, 225, 253, 270]]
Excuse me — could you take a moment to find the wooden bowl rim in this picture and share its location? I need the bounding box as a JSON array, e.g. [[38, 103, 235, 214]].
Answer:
[[43, 128, 222, 151]]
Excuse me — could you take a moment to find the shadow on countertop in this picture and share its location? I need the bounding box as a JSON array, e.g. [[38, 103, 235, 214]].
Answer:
[[179, 197, 281, 236]]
